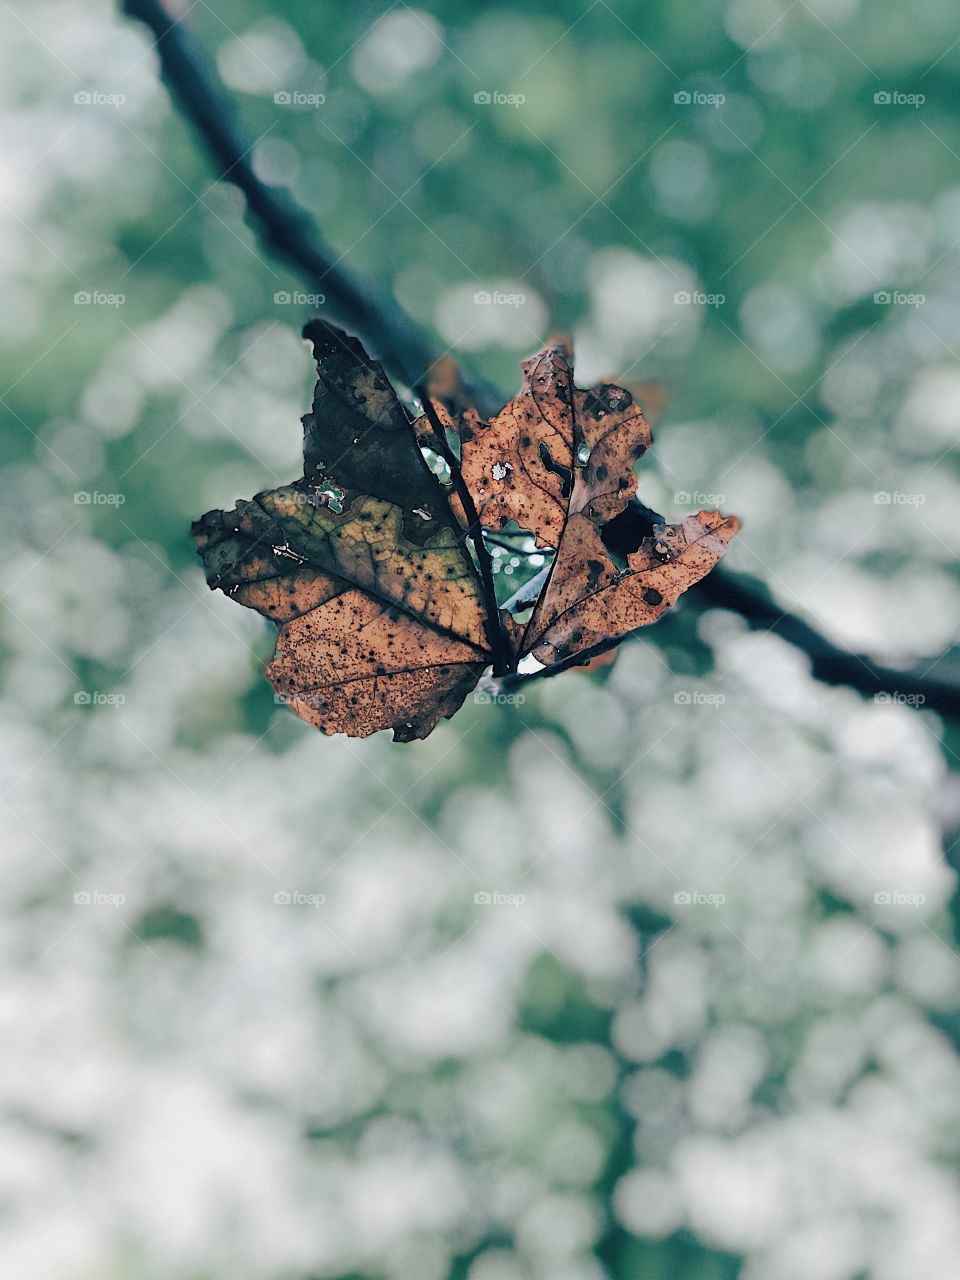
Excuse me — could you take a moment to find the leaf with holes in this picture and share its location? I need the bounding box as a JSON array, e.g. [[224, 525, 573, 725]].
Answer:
[[193, 326, 739, 740], [454, 341, 739, 669]]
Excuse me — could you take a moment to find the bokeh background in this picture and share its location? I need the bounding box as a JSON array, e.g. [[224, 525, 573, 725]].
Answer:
[[4, 1, 960, 1277]]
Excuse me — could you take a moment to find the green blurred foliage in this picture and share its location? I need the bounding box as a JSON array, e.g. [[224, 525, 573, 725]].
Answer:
[[3, 1, 960, 1278]]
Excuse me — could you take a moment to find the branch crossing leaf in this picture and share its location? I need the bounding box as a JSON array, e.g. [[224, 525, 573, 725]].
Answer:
[[193, 326, 739, 740]]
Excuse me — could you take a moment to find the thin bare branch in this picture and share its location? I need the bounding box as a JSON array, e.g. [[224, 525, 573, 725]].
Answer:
[[120, 0, 500, 412], [120, 0, 960, 720]]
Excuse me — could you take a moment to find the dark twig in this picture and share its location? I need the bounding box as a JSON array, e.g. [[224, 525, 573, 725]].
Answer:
[[416, 389, 512, 676], [502, 562, 552, 614], [691, 567, 960, 718], [501, 562, 960, 719], [121, 0, 960, 719], [120, 0, 500, 414], [483, 530, 552, 556]]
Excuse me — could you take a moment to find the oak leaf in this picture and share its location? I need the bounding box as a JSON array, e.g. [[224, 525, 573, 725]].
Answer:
[[192, 325, 739, 740]]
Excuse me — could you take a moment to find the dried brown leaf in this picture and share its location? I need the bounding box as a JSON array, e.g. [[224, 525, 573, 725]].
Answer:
[[192, 328, 739, 741], [527, 510, 740, 666], [193, 326, 489, 740]]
